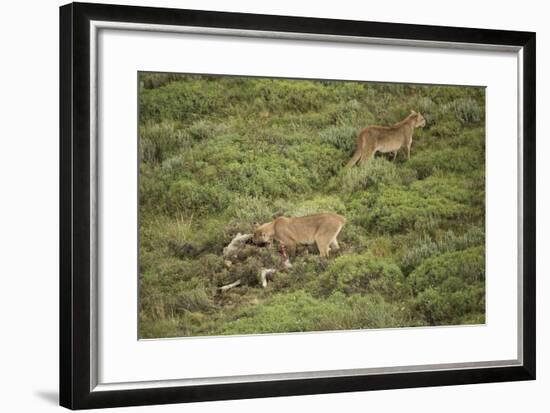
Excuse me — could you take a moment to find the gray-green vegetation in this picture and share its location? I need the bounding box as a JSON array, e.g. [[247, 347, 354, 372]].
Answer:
[[138, 73, 486, 338]]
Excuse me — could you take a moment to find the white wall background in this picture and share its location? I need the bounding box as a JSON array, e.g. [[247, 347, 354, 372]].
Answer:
[[0, 0, 545, 411]]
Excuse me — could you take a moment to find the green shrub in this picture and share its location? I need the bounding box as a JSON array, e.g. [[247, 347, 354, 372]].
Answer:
[[399, 226, 485, 274], [139, 275, 214, 321], [328, 99, 365, 126], [219, 156, 313, 198], [225, 195, 276, 223], [407, 145, 484, 178], [287, 195, 346, 217], [447, 97, 484, 125], [336, 158, 399, 193], [361, 184, 467, 234], [140, 122, 190, 164], [286, 142, 346, 185], [140, 72, 182, 89], [415, 96, 436, 121], [408, 246, 485, 325], [411, 175, 475, 204], [396, 166, 418, 185], [166, 179, 231, 215], [313, 253, 408, 301], [139, 79, 229, 123], [216, 290, 408, 335], [185, 119, 227, 142], [254, 79, 332, 113], [428, 119, 461, 139], [319, 125, 357, 153]]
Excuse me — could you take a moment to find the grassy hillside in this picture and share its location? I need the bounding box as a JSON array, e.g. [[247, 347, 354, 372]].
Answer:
[[138, 73, 486, 338]]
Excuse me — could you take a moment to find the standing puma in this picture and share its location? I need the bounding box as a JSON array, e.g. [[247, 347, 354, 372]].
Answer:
[[345, 110, 426, 168], [253, 213, 346, 259]]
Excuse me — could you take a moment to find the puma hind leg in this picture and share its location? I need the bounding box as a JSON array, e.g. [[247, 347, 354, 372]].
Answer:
[[345, 148, 362, 168], [316, 239, 331, 258], [329, 224, 343, 253], [358, 148, 375, 165]]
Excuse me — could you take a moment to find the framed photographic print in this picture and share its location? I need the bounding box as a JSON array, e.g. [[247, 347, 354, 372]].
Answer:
[[59, 2, 536, 409]]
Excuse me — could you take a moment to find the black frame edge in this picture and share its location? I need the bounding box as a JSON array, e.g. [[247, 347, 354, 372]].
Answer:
[[521, 33, 536, 379], [59, 3, 74, 409], [59, 2, 536, 410], [60, 2, 94, 409], [71, 366, 534, 410], [69, 1, 534, 45]]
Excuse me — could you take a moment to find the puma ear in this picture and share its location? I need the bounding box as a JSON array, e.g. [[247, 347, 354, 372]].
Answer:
[[410, 110, 416, 115]]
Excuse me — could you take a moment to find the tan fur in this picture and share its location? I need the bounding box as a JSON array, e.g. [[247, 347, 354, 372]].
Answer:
[[345, 111, 426, 168], [254, 213, 346, 258]]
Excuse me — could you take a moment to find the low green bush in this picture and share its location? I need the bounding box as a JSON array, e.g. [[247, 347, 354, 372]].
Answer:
[[408, 246, 485, 325], [166, 179, 231, 215], [219, 156, 313, 198], [336, 158, 400, 193], [140, 275, 214, 320], [286, 195, 347, 217], [216, 290, 408, 335], [139, 79, 228, 123], [447, 97, 484, 125], [427, 119, 462, 139], [313, 253, 408, 301], [139, 121, 190, 164], [406, 145, 485, 178], [319, 125, 357, 153], [399, 226, 485, 274], [254, 79, 332, 113], [225, 195, 276, 224], [140, 72, 183, 89], [360, 184, 468, 234], [328, 99, 366, 126], [185, 119, 227, 142]]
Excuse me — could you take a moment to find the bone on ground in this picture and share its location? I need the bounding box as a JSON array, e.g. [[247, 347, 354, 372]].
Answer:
[[223, 233, 253, 258], [218, 268, 277, 291], [218, 279, 241, 292]]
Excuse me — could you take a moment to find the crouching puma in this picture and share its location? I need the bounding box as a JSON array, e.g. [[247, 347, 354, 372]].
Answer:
[[253, 213, 346, 259]]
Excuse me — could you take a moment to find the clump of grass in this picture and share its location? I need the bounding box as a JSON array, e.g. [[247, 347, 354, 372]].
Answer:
[[416, 96, 435, 118], [319, 125, 357, 153], [336, 158, 399, 193], [186, 119, 228, 142], [399, 227, 485, 274], [166, 179, 231, 216], [140, 73, 183, 89], [140, 121, 190, 164], [428, 119, 461, 139], [447, 97, 484, 125], [139, 276, 214, 321], [287, 195, 346, 217], [328, 99, 364, 126], [407, 142, 485, 179], [216, 290, 409, 335], [409, 246, 485, 325], [312, 253, 409, 302], [225, 195, 276, 224], [359, 184, 468, 234]]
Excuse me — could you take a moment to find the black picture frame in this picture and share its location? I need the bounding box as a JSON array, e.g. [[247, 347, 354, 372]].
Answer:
[[60, 2, 536, 410]]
